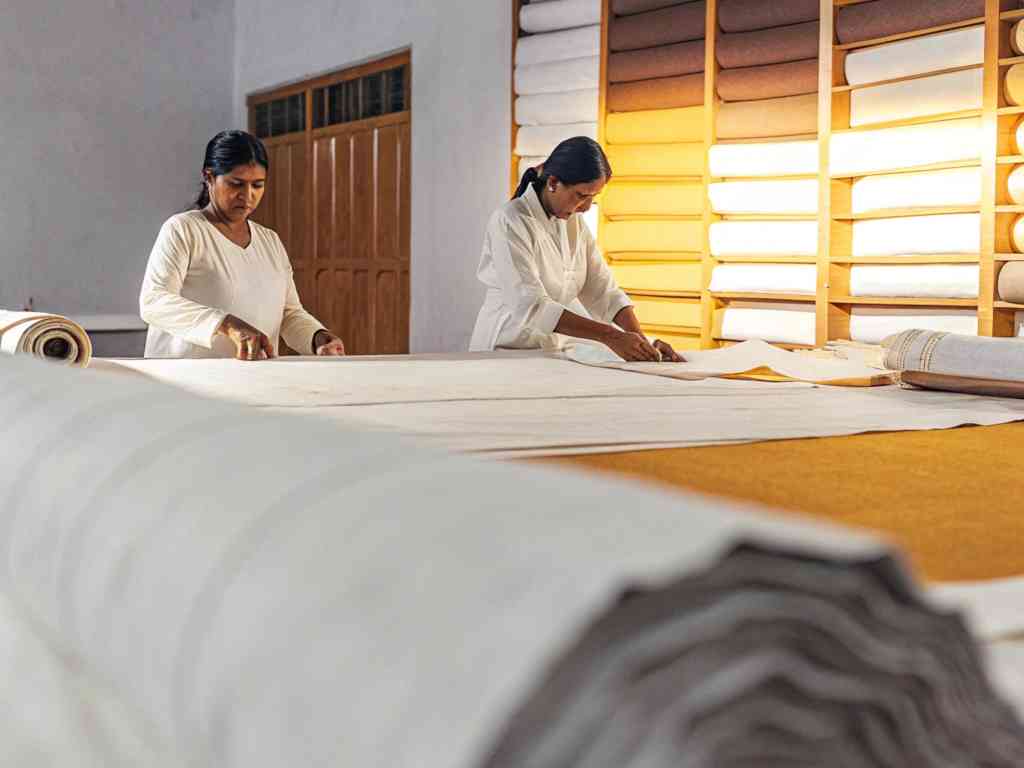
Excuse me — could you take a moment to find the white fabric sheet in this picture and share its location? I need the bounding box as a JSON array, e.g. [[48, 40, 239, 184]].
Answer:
[[709, 221, 818, 257], [849, 265, 980, 299], [519, 0, 601, 33], [718, 303, 817, 346], [708, 179, 819, 215], [830, 118, 983, 177], [514, 55, 600, 95], [851, 167, 982, 213], [515, 122, 598, 156], [709, 140, 819, 178], [515, 24, 601, 66], [709, 263, 817, 295], [0, 311, 92, 367], [515, 88, 599, 126], [844, 25, 984, 86], [852, 213, 980, 257], [849, 308, 978, 344], [849, 67, 983, 127]]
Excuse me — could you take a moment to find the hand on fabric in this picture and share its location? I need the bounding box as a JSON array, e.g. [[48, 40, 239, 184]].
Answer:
[[605, 330, 662, 362], [313, 330, 346, 357], [218, 314, 275, 361], [653, 339, 684, 363]]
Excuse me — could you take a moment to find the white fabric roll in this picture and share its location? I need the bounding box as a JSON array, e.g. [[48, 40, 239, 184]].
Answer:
[[515, 88, 599, 126], [1013, 20, 1024, 56], [851, 167, 982, 213], [1016, 118, 1024, 154], [709, 141, 819, 178], [1006, 63, 1024, 106], [0, 311, 92, 367], [1008, 166, 1024, 206], [849, 308, 977, 344], [709, 221, 818, 257], [830, 118, 983, 176], [709, 180, 819, 215], [849, 68, 983, 127], [851, 213, 980, 257], [844, 25, 984, 86], [515, 122, 598, 156], [517, 155, 547, 178], [710, 264, 818, 294], [514, 56, 600, 95], [1013, 215, 1024, 253], [520, 0, 601, 33], [719, 303, 817, 346], [515, 24, 601, 67], [848, 265, 980, 299]]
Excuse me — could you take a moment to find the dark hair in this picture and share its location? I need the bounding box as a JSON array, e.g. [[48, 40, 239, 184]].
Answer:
[[513, 136, 612, 200], [191, 130, 270, 209]]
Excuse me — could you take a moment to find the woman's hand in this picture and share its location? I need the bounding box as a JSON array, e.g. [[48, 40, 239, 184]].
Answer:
[[653, 338, 684, 362], [218, 314, 275, 361], [313, 330, 346, 356], [604, 329, 662, 362]]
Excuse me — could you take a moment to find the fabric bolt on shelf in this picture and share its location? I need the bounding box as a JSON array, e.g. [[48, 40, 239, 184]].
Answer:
[[515, 88, 599, 127], [850, 67, 982, 127], [1008, 166, 1024, 206], [851, 167, 982, 213], [515, 122, 597, 157], [604, 105, 703, 144], [716, 58, 819, 103], [514, 55, 600, 96], [629, 295, 702, 327], [709, 179, 819, 215], [836, 0, 1018, 46], [601, 181, 704, 217], [717, 21, 819, 70], [852, 213, 980, 257], [0, 311, 92, 368], [611, 0, 696, 14], [718, 0, 819, 33], [849, 265, 980, 299], [998, 261, 1024, 303], [606, 72, 704, 112], [515, 24, 601, 67], [609, 2, 706, 52], [1012, 216, 1024, 253], [1013, 20, 1024, 56], [884, 329, 1024, 385], [1006, 64, 1024, 107], [606, 142, 704, 176], [610, 260, 703, 292], [710, 220, 818, 257], [716, 303, 817, 346], [1016, 117, 1024, 154], [710, 263, 817, 295], [844, 25, 984, 87], [709, 139, 819, 177], [519, 0, 601, 34], [849, 308, 978, 344], [608, 40, 705, 84], [716, 93, 818, 140], [830, 117, 982, 177], [603, 218, 704, 253]]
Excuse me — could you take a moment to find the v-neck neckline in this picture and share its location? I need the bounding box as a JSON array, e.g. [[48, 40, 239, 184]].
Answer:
[[199, 210, 253, 251]]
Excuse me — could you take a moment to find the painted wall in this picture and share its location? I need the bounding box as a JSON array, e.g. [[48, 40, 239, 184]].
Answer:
[[0, 0, 235, 318], [234, 0, 512, 352]]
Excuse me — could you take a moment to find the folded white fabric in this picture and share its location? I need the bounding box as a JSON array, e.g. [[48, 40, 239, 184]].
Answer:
[[515, 24, 601, 66], [883, 328, 1024, 381], [709, 179, 819, 215], [849, 308, 977, 344], [849, 265, 980, 299], [709, 140, 819, 178], [514, 55, 600, 95], [515, 88, 599, 126], [850, 67, 983, 127], [845, 25, 984, 86], [852, 213, 980, 257], [851, 167, 982, 213], [519, 0, 601, 33], [515, 122, 598, 156], [718, 302, 817, 345], [0, 311, 92, 368], [710, 263, 817, 294], [710, 221, 818, 257], [831, 118, 983, 176]]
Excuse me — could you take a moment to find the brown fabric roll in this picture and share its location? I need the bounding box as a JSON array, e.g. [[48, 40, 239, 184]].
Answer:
[[607, 72, 705, 112], [608, 39, 705, 83], [609, 2, 706, 52], [716, 92, 817, 139], [717, 58, 819, 102], [611, 0, 698, 14], [718, 0, 819, 33], [998, 261, 1024, 303], [837, 0, 1018, 45], [717, 20, 818, 69]]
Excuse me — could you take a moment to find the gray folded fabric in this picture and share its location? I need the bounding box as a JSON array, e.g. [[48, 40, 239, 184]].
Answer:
[[717, 20, 819, 70], [884, 329, 1024, 382], [718, 0, 819, 33]]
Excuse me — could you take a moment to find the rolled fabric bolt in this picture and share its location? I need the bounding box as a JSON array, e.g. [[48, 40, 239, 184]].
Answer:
[[1005, 63, 1024, 107], [1013, 215, 1024, 253], [998, 261, 1024, 303], [1016, 116, 1024, 154], [1013, 19, 1024, 56], [1009, 166, 1024, 206]]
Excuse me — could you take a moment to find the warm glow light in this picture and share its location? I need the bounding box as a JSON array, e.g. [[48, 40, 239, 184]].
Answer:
[[709, 140, 818, 178], [830, 118, 982, 176], [605, 143, 704, 177], [851, 167, 981, 213], [603, 182, 703, 217], [709, 180, 818, 215], [605, 106, 703, 145], [709, 264, 817, 294]]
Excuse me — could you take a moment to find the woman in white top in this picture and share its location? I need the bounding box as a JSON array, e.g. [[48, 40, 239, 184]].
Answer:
[[470, 137, 682, 362], [140, 130, 345, 360]]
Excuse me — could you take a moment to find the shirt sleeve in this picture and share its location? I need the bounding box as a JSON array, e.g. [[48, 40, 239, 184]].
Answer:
[[488, 211, 569, 336], [275, 235, 327, 354], [576, 219, 632, 324], [138, 218, 227, 348]]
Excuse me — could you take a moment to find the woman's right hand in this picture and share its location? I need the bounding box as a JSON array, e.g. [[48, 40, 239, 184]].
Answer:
[[604, 329, 662, 362], [218, 314, 275, 361]]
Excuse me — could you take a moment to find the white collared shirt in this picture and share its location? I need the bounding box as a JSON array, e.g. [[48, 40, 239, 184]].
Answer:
[[469, 185, 631, 351]]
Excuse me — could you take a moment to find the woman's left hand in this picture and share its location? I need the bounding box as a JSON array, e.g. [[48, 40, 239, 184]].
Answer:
[[314, 331, 346, 356], [653, 339, 684, 362]]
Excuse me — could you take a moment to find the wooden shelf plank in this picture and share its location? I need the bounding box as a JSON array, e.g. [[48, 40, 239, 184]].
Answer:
[[604, 213, 703, 222], [998, 154, 1024, 164], [829, 296, 978, 307], [717, 338, 815, 350], [835, 17, 985, 52], [641, 323, 702, 335], [720, 213, 818, 221], [712, 254, 818, 263], [996, 205, 1024, 213], [995, 300, 1024, 310], [833, 206, 980, 220], [831, 254, 980, 264], [998, 106, 1024, 116], [831, 109, 982, 135], [832, 64, 983, 94], [624, 289, 701, 299], [711, 291, 816, 301], [613, 175, 704, 184], [831, 159, 981, 179], [711, 173, 820, 182], [1000, 55, 1024, 66], [1001, 8, 1024, 22], [996, 253, 1024, 261]]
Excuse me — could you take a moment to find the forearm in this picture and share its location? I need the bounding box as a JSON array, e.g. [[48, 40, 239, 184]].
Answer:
[[553, 310, 618, 344], [613, 306, 644, 336]]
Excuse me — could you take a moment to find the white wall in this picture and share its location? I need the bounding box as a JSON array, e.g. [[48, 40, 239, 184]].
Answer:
[[0, 0, 235, 317], [234, 0, 512, 352]]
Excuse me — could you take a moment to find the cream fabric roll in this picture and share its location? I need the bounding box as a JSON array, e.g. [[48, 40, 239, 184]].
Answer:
[[709, 140, 819, 177], [606, 142, 705, 176], [709, 221, 818, 257], [604, 105, 704, 144], [1017, 117, 1024, 155], [517, 155, 547, 178], [718, 303, 817, 345], [848, 265, 980, 299], [603, 219, 704, 252], [1007, 63, 1024, 106], [1012, 215, 1024, 253], [851, 167, 982, 213], [852, 213, 980, 257], [1013, 20, 1024, 56], [602, 181, 704, 216], [515, 88, 599, 126], [716, 92, 818, 140], [844, 25, 984, 86], [1008, 166, 1024, 205], [850, 67, 983, 127], [830, 118, 982, 176], [709, 180, 819, 214], [519, 0, 601, 33], [849, 308, 977, 344], [514, 56, 600, 95], [515, 122, 598, 156], [709, 263, 817, 294], [610, 260, 703, 292], [515, 25, 601, 66], [0, 311, 92, 367]]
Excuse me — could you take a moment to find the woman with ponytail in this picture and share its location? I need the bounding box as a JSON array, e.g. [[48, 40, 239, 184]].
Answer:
[[469, 137, 682, 362], [139, 130, 345, 360]]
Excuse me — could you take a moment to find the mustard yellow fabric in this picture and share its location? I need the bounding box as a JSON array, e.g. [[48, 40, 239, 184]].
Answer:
[[602, 219, 704, 253], [628, 295, 702, 327], [605, 106, 704, 144], [610, 260, 703, 292], [602, 181, 704, 217], [605, 143, 704, 177]]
